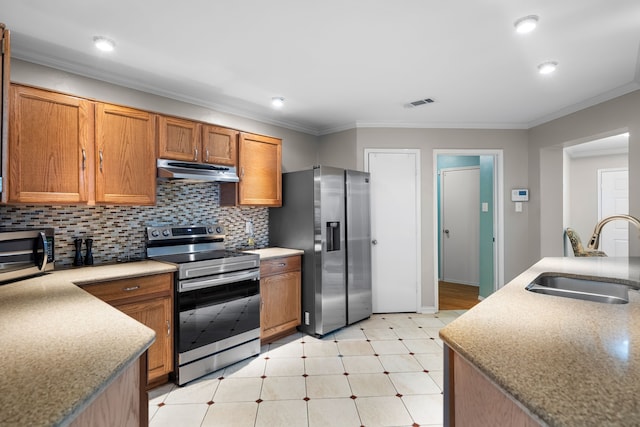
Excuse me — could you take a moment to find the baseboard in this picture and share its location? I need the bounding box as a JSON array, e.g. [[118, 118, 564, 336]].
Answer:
[[419, 306, 438, 314]]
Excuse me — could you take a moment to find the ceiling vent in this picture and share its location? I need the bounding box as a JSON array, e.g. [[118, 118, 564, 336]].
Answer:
[[405, 98, 435, 108]]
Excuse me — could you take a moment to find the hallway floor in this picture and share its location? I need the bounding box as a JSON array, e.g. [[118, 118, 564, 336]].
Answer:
[[148, 310, 465, 427], [438, 281, 480, 310]]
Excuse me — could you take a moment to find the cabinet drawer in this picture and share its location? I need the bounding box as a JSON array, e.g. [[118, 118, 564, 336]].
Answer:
[[81, 273, 173, 304], [260, 255, 301, 277]]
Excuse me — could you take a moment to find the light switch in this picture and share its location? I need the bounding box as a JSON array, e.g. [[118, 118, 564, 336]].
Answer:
[[481, 202, 489, 212], [515, 202, 523, 213]]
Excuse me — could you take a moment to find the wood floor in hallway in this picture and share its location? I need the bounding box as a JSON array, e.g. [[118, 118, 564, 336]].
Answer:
[[438, 281, 480, 310]]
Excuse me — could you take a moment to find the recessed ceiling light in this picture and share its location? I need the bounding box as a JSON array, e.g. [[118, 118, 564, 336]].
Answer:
[[538, 61, 558, 75], [271, 97, 285, 108], [93, 36, 115, 52], [514, 15, 539, 34]]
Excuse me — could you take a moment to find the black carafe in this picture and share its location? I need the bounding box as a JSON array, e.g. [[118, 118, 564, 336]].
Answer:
[[84, 238, 94, 265], [73, 238, 84, 266]]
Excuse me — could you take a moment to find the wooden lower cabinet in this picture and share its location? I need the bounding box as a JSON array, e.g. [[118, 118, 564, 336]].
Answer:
[[444, 345, 542, 427], [116, 297, 172, 384], [69, 356, 147, 427], [260, 255, 301, 343], [80, 273, 173, 386]]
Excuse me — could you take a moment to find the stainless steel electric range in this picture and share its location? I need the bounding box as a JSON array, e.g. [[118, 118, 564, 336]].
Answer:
[[146, 224, 260, 386]]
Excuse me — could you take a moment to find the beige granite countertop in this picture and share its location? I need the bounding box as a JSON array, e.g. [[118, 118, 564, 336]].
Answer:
[[440, 257, 640, 426], [0, 260, 177, 427], [242, 247, 304, 260]]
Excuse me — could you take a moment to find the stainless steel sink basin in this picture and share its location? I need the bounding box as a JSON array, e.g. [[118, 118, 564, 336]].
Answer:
[[526, 273, 634, 304]]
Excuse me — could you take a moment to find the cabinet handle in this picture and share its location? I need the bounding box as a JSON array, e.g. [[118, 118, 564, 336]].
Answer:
[[278, 263, 286, 267], [123, 285, 140, 292], [194, 147, 198, 161], [99, 150, 103, 172], [241, 167, 245, 178], [81, 149, 86, 170], [166, 320, 171, 336], [205, 148, 210, 162]]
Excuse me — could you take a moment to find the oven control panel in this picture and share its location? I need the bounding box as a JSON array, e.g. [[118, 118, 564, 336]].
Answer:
[[146, 224, 225, 241]]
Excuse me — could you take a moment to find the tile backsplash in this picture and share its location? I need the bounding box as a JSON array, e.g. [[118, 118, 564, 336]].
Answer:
[[0, 181, 268, 267]]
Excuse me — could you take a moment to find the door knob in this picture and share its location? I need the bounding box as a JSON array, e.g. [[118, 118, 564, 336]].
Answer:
[[372, 239, 378, 245], [444, 229, 450, 236]]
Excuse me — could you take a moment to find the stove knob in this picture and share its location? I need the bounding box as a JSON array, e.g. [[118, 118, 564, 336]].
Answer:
[[151, 230, 160, 238], [162, 229, 171, 237], [207, 227, 213, 234], [215, 226, 223, 234]]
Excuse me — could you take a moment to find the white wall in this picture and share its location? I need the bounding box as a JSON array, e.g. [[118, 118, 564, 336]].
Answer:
[[539, 146, 565, 257], [318, 129, 357, 170]]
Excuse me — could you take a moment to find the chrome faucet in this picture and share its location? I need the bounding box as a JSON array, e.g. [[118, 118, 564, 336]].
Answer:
[[587, 214, 640, 249]]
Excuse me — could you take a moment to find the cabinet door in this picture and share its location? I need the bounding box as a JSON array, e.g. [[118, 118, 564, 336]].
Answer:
[[1, 26, 9, 198], [237, 132, 282, 206], [8, 85, 92, 203], [95, 103, 156, 205], [202, 125, 237, 166], [260, 270, 301, 342], [158, 115, 200, 162], [117, 297, 173, 384]]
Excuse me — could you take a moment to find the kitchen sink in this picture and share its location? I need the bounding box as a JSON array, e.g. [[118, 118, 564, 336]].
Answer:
[[525, 273, 636, 304]]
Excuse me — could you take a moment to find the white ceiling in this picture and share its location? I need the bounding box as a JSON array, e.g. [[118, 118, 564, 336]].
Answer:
[[2, 0, 640, 136]]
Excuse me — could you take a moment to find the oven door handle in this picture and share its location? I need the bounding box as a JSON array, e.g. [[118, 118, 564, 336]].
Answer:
[[179, 269, 259, 292]]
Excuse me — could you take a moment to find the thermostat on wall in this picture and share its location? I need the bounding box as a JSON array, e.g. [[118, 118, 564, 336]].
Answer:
[[511, 188, 529, 202]]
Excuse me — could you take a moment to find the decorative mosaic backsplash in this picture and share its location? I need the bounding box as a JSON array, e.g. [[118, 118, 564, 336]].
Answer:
[[0, 181, 269, 267]]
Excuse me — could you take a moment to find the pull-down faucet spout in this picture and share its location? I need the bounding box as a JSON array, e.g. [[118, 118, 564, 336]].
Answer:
[[587, 214, 640, 250]]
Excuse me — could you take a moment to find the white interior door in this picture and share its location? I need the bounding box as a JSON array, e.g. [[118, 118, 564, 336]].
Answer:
[[599, 168, 629, 256], [441, 167, 480, 285], [366, 150, 420, 313]]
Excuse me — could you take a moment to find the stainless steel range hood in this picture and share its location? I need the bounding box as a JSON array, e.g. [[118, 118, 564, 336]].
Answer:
[[157, 159, 240, 183]]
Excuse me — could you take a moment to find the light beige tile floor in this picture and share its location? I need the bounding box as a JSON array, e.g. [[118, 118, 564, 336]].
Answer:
[[148, 311, 465, 427]]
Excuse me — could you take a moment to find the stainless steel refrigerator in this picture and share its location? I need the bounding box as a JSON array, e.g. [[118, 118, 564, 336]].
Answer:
[[269, 166, 372, 337]]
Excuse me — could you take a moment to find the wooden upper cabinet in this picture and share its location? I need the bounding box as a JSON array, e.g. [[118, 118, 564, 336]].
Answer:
[[158, 117, 238, 166], [158, 115, 201, 162], [7, 84, 92, 203], [235, 132, 282, 206], [202, 125, 237, 166], [95, 103, 156, 205]]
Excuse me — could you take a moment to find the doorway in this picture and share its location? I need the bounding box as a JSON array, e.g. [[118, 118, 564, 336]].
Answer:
[[598, 168, 629, 256], [365, 149, 421, 313], [440, 166, 480, 285], [433, 150, 504, 310], [563, 132, 629, 257]]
